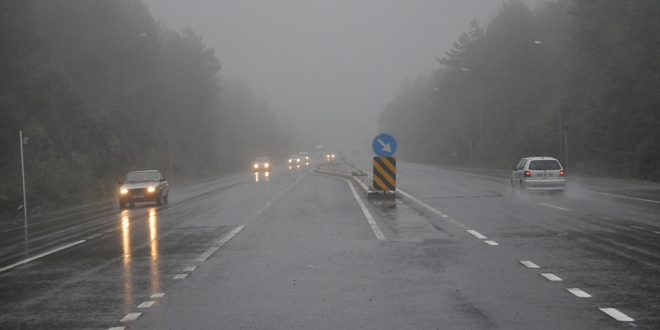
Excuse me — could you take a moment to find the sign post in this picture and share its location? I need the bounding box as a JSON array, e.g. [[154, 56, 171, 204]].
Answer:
[[371, 133, 397, 194]]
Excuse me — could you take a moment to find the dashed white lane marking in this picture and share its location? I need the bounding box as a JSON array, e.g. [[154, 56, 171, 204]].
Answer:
[[183, 266, 197, 272], [484, 240, 499, 246], [599, 308, 634, 322], [120, 312, 142, 322], [630, 226, 645, 230], [196, 225, 245, 262], [539, 203, 571, 211], [173, 274, 188, 279], [519, 261, 540, 268], [0, 240, 86, 273], [150, 293, 166, 298], [196, 246, 220, 262], [589, 191, 660, 204], [109, 327, 126, 330], [567, 288, 592, 298], [654, 231, 660, 235], [540, 273, 563, 281], [467, 230, 487, 239], [342, 178, 386, 241], [137, 301, 155, 308]]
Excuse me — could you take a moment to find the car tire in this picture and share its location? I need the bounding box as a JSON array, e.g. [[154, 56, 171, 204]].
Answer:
[[156, 192, 162, 206], [163, 193, 169, 204], [119, 200, 125, 210], [520, 180, 526, 194], [130, 202, 135, 208]]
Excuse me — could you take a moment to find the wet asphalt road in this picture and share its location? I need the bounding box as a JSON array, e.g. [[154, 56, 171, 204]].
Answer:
[[0, 161, 659, 329]]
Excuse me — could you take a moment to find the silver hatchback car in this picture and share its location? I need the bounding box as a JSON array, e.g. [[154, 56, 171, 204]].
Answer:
[[511, 157, 565, 193]]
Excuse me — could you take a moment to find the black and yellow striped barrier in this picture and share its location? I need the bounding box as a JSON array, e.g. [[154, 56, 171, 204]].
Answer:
[[373, 157, 396, 191]]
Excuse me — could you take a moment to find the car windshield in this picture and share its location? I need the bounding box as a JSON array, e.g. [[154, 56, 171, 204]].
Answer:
[[255, 157, 269, 163], [528, 160, 561, 170], [125, 172, 159, 182]]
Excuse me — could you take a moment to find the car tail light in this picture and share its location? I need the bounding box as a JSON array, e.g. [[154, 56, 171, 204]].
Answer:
[[524, 171, 531, 177], [559, 170, 565, 177]]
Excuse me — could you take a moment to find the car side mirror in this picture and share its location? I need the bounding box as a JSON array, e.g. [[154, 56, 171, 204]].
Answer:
[[118, 181, 123, 184], [510, 166, 516, 171], [161, 178, 166, 182]]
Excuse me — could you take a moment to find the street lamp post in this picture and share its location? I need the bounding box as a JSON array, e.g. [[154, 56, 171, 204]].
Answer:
[[462, 68, 482, 166], [563, 122, 569, 172], [19, 131, 29, 233], [536, 41, 563, 163], [469, 133, 474, 168], [167, 139, 174, 181]]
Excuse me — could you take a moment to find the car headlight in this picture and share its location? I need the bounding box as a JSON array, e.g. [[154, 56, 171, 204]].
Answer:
[[147, 187, 156, 193], [254, 164, 258, 168], [120, 188, 128, 194], [264, 163, 269, 168]]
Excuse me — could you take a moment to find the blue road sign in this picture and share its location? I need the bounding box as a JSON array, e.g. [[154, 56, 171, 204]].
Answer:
[[372, 133, 397, 157]]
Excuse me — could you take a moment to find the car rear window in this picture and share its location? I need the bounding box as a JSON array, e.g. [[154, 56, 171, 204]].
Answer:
[[529, 160, 561, 170]]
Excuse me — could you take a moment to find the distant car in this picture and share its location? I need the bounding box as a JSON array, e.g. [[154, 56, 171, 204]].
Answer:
[[253, 156, 271, 172], [299, 152, 310, 165], [288, 155, 301, 168], [118, 170, 169, 209], [511, 157, 565, 193], [326, 153, 335, 162]]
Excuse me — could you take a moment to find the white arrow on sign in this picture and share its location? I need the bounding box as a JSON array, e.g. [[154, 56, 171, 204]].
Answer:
[[377, 138, 392, 153]]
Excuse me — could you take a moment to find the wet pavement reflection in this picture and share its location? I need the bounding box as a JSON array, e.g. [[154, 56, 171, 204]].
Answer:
[[148, 209, 161, 293], [255, 171, 270, 182], [121, 212, 133, 305]]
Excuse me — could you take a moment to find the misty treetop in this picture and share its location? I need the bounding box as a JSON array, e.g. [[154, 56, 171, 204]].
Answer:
[[378, 0, 660, 181], [0, 0, 288, 219]]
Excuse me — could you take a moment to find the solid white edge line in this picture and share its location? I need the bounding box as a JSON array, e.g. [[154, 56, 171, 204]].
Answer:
[[566, 288, 592, 298], [0, 240, 86, 273], [120, 312, 142, 322], [343, 178, 386, 241], [590, 191, 660, 204], [538, 203, 571, 211], [599, 308, 634, 322], [467, 230, 487, 239], [349, 166, 489, 240], [653, 231, 660, 235], [540, 273, 563, 281], [519, 261, 540, 268]]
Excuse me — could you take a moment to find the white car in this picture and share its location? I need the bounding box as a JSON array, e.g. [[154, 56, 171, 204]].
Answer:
[[118, 170, 169, 209], [288, 155, 301, 168], [253, 156, 271, 172], [511, 157, 565, 193]]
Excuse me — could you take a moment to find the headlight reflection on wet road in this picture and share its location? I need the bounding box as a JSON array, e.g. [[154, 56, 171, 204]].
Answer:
[[121, 213, 133, 305], [148, 208, 161, 292]]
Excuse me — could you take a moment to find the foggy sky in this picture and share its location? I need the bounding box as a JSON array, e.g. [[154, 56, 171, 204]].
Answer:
[[142, 0, 542, 154]]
